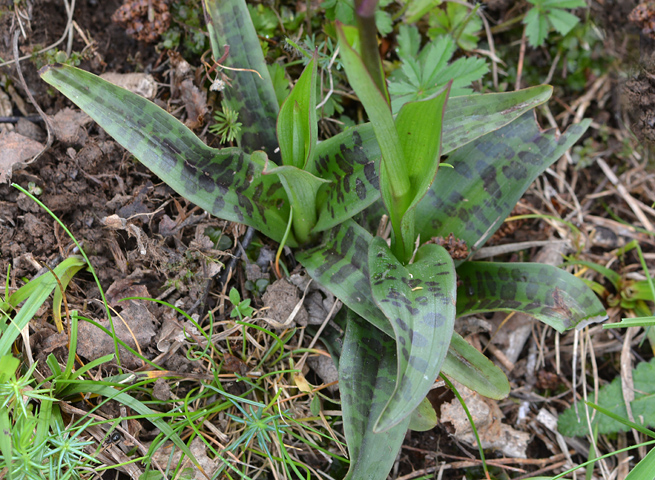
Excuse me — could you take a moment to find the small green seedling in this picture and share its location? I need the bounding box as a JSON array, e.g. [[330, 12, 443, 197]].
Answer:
[[229, 287, 255, 320], [209, 104, 242, 144]]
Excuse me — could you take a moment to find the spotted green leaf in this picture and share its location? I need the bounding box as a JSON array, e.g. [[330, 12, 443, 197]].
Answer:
[[277, 57, 318, 169], [369, 237, 456, 431], [312, 86, 553, 232], [457, 262, 607, 332], [396, 85, 450, 260], [262, 156, 330, 244], [337, 22, 411, 257], [39, 65, 294, 246], [418, 113, 591, 252], [444, 332, 509, 399], [203, 0, 280, 161], [339, 311, 411, 480], [297, 220, 509, 400]]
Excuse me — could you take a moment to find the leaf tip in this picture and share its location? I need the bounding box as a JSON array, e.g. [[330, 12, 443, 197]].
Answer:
[[38, 64, 58, 77]]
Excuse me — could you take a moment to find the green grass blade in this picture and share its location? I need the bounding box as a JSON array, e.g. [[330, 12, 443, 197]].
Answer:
[[203, 0, 280, 161], [626, 443, 655, 480], [561, 258, 622, 289], [369, 238, 456, 432], [60, 383, 204, 475], [339, 311, 410, 480], [457, 262, 607, 332], [52, 263, 86, 333], [0, 256, 86, 357], [0, 406, 13, 480], [586, 401, 655, 439], [40, 64, 293, 246]]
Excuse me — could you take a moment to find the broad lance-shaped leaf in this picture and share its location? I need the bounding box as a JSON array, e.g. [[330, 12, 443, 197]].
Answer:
[[40, 65, 295, 246], [418, 113, 592, 252], [312, 86, 553, 232], [297, 220, 509, 400], [337, 22, 411, 257], [339, 311, 410, 480], [203, 0, 280, 161], [369, 237, 456, 432], [396, 84, 450, 261], [457, 262, 607, 332], [262, 156, 330, 244], [277, 56, 318, 169]]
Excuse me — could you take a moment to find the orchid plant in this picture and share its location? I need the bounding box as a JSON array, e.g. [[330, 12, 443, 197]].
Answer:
[[40, 0, 606, 477]]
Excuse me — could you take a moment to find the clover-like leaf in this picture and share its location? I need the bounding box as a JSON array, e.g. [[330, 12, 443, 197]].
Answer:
[[558, 358, 655, 437], [389, 30, 488, 112], [369, 237, 456, 431]]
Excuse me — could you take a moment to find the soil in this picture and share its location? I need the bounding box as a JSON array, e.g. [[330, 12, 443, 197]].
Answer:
[[590, 0, 655, 144]]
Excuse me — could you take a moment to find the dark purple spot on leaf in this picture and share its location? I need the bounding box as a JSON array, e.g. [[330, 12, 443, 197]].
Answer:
[[408, 354, 430, 372], [411, 331, 428, 347], [395, 317, 409, 331]]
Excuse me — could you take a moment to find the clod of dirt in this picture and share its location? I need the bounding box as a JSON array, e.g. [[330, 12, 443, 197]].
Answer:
[[440, 380, 530, 458], [50, 108, 93, 146], [427, 233, 469, 260], [262, 278, 309, 328], [306, 355, 339, 393], [15, 118, 46, 143], [221, 354, 248, 375], [0, 88, 11, 121], [289, 273, 339, 325], [152, 378, 172, 401], [112, 0, 171, 43], [100, 72, 158, 99], [0, 131, 43, 183], [623, 73, 655, 144], [629, 2, 655, 38], [155, 307, 202, 357], [77, 299, 157, 369]]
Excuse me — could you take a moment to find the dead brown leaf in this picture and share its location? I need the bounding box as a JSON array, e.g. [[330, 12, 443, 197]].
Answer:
[[77, 299, 156, 369], [0, 131, 44, 183], [440, 380, 530, 458], [51, 107, 93, 146]]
